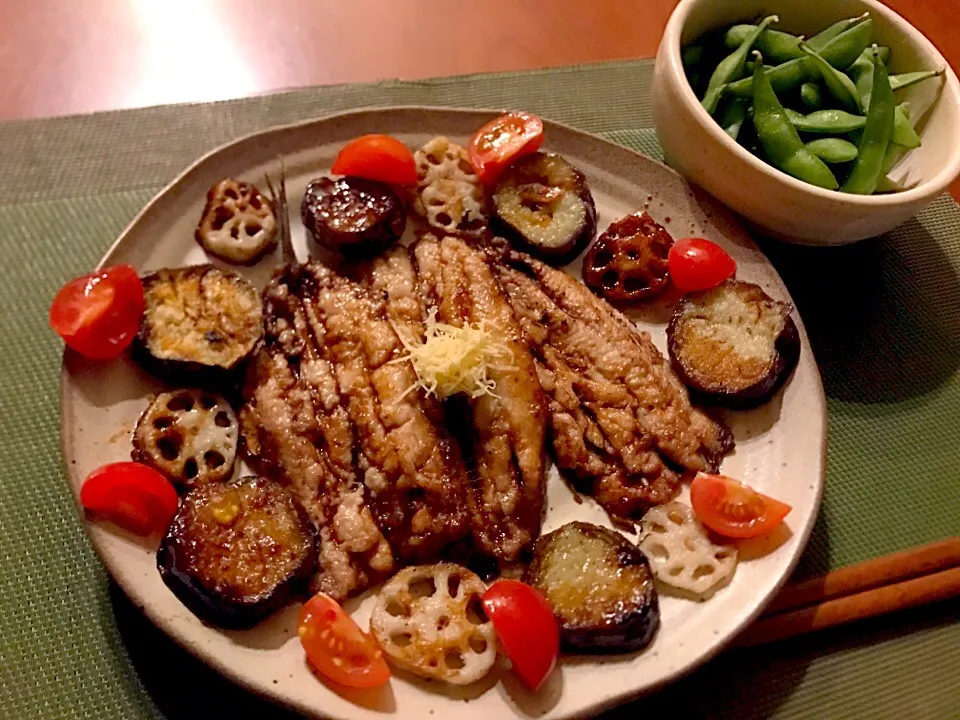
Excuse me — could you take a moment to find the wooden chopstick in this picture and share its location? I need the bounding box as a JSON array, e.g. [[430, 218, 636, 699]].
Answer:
[[765, 536, 960, 614], [736, 537, 960, 647]]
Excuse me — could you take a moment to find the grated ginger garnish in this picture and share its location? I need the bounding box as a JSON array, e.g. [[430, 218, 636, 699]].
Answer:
[[391, 309, 516, 400]]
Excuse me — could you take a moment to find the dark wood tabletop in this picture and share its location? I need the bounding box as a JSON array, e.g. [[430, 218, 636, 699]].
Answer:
[[2, 0, 956, 121]]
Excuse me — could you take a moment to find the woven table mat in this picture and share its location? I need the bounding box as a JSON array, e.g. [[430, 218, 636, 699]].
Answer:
[[0, 60, 957, 720]]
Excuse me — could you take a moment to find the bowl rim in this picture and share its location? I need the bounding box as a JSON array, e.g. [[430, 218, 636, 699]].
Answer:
[[663, 0, 960, 205]]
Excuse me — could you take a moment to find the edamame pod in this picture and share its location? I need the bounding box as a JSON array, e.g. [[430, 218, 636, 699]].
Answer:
[[799, 43, 862, 112], [805, 138, 859, 163], [751, 53, 839, 189], [800, 82, 824, 110], [683, 43, 705, 69], [806, 13, 870, 50], [842, 49, 894, 194], [702, 15, 778, 114], [788, 109, 867, 133], [724, 24, 805, 63], [725, 18, 873, 97], [849, 47, 877, 110], [718, 97, 752, 140]]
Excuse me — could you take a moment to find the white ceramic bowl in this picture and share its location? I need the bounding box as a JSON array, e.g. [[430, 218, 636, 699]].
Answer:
[[651, 0, 960, 245]]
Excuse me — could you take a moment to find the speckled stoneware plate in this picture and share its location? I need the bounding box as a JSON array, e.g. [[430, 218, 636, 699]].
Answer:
[[60, 107, 826, 720]]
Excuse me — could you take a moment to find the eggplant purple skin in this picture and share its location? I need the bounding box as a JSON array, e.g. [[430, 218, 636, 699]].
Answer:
[[491, 152, 598, 266], [133, 265, 263, 393], [667, 306, 802, 411], [301, 176, 406, 255], [157, 477, 317, 629], [525, 521, 660, 653]]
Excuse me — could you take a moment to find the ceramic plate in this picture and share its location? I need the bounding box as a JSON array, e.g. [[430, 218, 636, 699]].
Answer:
[[60, 107, 826, 720]]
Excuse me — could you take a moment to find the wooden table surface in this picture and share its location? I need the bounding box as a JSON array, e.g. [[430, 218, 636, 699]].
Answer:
[[2, 0, 957, 122]]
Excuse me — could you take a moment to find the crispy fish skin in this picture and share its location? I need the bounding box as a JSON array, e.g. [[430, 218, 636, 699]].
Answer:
[[305, 261, 470, 563], [413, 235, 548, 561], [241, 266, 388, 601], [241, 261, 471, 600], [494, 250, 733, 519]]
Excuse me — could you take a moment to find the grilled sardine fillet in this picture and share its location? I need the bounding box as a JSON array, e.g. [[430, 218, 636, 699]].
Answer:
[[241, 261, 470, 600], [494, 250, 733, 519], [413, 235, 548, 561]]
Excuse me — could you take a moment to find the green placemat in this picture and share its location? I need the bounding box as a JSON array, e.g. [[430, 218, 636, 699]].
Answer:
[[1, 59, 957, 720]]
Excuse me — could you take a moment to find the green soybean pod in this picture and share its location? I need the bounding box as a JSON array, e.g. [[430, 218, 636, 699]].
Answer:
[[805, 138, 859, 163], [849, 47, 876, 110], [683, 43, 705, 70], [842, 49, 894, 194], [800, 82, 824, 110], [702, 15, 779, 114], [891, 103, 921, 148], [725, 17, 873, 97], [890, 69, 944, 91], [751, 52, 839, 189], [718, 97, 752, 140], [790, 109, 867, 133], [806, 12, 870, 50], [724, 24, 805, 62], [799, 42, 862, 112]]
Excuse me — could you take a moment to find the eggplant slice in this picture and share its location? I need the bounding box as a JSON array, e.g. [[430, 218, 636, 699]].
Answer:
[[301, 176, 405, 254], [492, 152, 596, 265], [134, 265, 262, 386], [525, 521, 659, 653], [157, 476, 316, 628], [667, 280, 801, 409], [132, 389, 238, 489]]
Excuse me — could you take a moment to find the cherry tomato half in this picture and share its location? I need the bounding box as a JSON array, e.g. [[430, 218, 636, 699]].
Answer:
[[482, 579, 559, 691], [468, 112, 545, 185], [690, 473, 792, 539], [667, 238, 736, 292], [299, 593, 391, 689], [331, 134, 418, 186], [80, 462, 178, 537], [49, 265, 144, 360]]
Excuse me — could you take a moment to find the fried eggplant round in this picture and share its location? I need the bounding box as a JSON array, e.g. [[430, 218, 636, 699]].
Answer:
[[134, 265, 262, 387], [491, 152, 596, 265], [583, 212, 673, 303], [157, 476, 316, 628], [667, 280, 801, 409], [132, 389, 238, 489], [525, 521, 659, 653], [301, 176, 406, 254]]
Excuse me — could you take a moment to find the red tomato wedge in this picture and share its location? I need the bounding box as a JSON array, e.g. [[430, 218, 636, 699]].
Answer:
[[331, 134, 417, 186], [482, 579, 559, 691], [468, 112, 544, 184], [80, 462, 178, 537], [667, 238, 736, 292], [690, 473, 792, 539], [49, 265, 144, 360], [299, 593, 391, 689]]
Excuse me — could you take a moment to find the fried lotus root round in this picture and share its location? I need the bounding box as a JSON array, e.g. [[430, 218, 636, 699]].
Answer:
[[413, 136, 488, 237], [301, 176, 406, 254], [639, 502, 737, 600], [582, 212, 674, 303], [369, 563, 497, 685], [132, 389, 238, 488], [195, 179, 278, 264]]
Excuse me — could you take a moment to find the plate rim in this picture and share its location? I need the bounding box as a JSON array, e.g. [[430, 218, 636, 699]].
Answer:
[[58, 104, 828, 719]]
